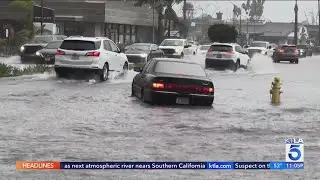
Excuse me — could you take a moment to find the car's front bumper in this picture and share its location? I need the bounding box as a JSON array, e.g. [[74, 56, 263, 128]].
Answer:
[[145, 90, 214, 105], [205, 58, 235, 69]]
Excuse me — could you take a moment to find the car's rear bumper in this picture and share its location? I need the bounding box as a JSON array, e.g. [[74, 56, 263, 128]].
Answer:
[[54, 66, 100, 74], [276, 56, 298, 61], [54, 61, 102, 70], [205, 58, 235, 69], [146, 90, 214, 105]]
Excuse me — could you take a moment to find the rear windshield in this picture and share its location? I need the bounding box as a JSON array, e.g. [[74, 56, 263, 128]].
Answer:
[[154, 61, 206, 77], [60, 40, 101, 51], [200, 46, 210, 50], [209, 45, 233, 52], [45, 41, 62, 49], [281, 45, 296, 50]]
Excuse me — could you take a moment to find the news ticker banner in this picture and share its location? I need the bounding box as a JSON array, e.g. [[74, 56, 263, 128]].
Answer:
[[16, 162, 304, 170]]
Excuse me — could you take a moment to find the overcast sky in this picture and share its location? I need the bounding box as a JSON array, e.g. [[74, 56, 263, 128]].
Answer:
[[174, 1, 319, 23]]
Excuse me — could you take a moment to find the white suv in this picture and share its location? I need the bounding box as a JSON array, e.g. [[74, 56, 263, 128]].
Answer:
[[159, 38, 190, 58], [205, 43, 250, 71], [54, 37, 129, 81]]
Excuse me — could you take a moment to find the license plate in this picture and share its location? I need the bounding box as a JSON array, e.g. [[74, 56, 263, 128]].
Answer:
[[45, 57, 51, 61], [217, 54, 222, 58], [71, 55, 79, 60], [176, 97, 189, 105]]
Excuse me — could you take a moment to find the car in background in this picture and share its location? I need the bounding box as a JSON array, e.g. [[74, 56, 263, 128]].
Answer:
[[35, 40, 63, 64], [159, 38, 190, 58], [197, 44, 211, 55], [132, 58, 214, 106], [20, 35, 67, 63], [54, 36, 129, 81], [245, 41, 273, 58], [297, 44, 312, 57], [272, 44, 299, 64], [205, 43, 250, 71], [186, 41, 198, 55], [124, 43, 164, 67]]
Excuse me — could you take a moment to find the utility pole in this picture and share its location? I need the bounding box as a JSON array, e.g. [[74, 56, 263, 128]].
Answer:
[[183, 0, 187, 38], [40, 0, 44, 35], [152, 0, 155, 43], [294, 0, 298, 45], [318, 0, 320, 45], [246, 18, 249, 45]]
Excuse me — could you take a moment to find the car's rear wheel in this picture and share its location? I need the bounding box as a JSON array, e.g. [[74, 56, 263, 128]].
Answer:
[[123, 62, 128, 74], [295, 59, 299, 64], [99, 63, 109, 81], [233, 60, 240, 71], [199, 98, 214, 106], [55, 67, 68, 78], [180, 53, 184, 59], [290, 60, 294, 63], [131, 83, 135, 97]]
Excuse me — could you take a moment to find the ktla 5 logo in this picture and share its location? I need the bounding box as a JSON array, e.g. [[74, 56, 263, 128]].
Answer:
[[285, 138, 304, 162]]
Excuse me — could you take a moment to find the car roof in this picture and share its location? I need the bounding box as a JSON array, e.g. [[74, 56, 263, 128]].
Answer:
[[164, 39, 185, 41], [211, 43, 237, 46], [152, 58, 199, 65], [130, 43, 152, 46], [66, 36, 110, 41]]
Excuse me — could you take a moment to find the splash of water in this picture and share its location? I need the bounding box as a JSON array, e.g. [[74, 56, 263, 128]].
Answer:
[[247, 54, 278, 74]]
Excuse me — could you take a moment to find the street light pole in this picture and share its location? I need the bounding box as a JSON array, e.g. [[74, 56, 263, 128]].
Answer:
[[152, 0, 155, 43], [318, 0, 320, 45], [294, 0, 298, 45], [40, 0, 44, 35]]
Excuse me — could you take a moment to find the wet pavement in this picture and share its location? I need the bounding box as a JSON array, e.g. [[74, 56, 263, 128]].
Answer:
[[0, 54, 319, 179]]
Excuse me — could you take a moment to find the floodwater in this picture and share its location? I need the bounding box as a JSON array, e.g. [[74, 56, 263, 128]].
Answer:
[[0, 54, 319, 179]]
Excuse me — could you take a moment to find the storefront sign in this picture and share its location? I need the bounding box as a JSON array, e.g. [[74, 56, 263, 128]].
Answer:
[[33, 5, 55, 23]]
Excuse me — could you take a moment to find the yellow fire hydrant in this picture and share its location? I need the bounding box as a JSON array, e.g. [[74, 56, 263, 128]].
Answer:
[[270, 77, 282, 104]]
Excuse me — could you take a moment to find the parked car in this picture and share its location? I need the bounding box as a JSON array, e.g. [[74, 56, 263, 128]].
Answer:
[[132, 58, 214, 106], [35, 40, 63, 64], [54, 36, 129, 81], [297, 44, 312, 57], [272, 44, 299, 64], [20, 35, 67, 63], [205, 43, 250, 71], [124, 43, 164, 67], [159, 38, 190, 58]]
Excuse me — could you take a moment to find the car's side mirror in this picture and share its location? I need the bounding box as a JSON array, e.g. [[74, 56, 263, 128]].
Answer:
[[268, 46, 272, 49], [133, 66, 142, 72], [244, 45, 249, 48], [184, 45, 190, 48]]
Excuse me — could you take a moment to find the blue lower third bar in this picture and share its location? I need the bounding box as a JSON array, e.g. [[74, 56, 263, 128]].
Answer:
[[233, 162, 270, 169], [270, 162, 304, 170], [206, 162, 234, 170]]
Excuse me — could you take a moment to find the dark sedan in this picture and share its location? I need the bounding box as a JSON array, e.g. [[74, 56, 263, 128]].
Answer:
[[125, 43, 164, 66], [36, 40, 63, 64], [272, 45, 299, 64], [132, 58, 214, 106], [20, 35, 67, 63], [297, 44, 312, 57]]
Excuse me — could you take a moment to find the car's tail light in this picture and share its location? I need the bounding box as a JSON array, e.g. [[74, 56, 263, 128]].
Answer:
[[294, 48, 298, 55], [226, 50, 234, 54], [152, 82, 165, 89], [86, 51, 100, 57], [202, 87, 214, 93], [56, 50, 65, 55]]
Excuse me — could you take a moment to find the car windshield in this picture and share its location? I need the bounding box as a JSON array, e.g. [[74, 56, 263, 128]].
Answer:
[[60, 40, 100, 50], [251, 42, 267, 47], [45, 41, 62, 49], [126, 44, 150, 51], [29, 36, 53, 44], [209, 45, 233, 52], [200, 46, 210, 50], [160, 40, 183, 46], [154, 61, 206, 77]]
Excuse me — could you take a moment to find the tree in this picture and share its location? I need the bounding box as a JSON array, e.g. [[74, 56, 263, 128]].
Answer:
[[242, 0, 265, 21], [208, 24, 238, 43], [135, 0, 182, 42]]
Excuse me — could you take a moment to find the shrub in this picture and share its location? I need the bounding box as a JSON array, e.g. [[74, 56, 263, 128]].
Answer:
[[0, 63, 52, 77]]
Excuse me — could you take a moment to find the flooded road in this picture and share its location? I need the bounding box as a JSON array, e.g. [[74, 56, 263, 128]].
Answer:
[[0, 55, 319, 179]]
